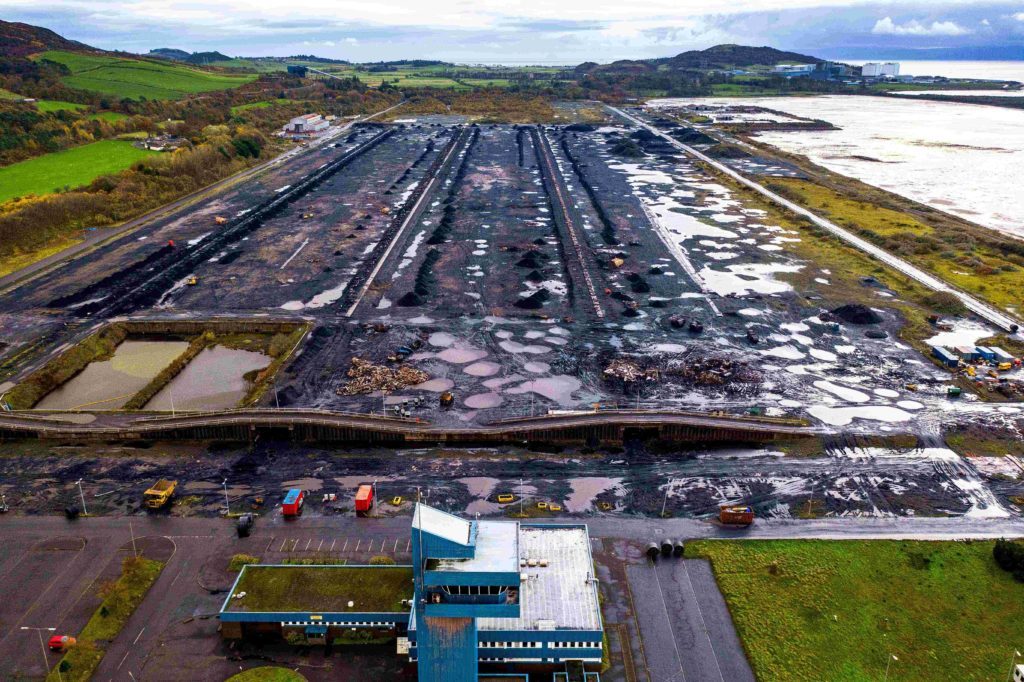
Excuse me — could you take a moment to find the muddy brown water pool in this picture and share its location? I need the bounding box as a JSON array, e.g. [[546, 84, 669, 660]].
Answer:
[[35, 340, 189, 410], [145, 346, 270, 411]]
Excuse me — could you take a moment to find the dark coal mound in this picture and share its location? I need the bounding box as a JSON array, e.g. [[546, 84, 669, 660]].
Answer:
[[865, 330, 888, 339], [610, 291, 633, 302], [532, 238, 547, 246], [673, 127, 716, 145], [630, 129, 659, 142], [610, 139, 644, 158], [648, 266, 664, 275], [525, 270, 544, 283], [515, 250, 548, 268], [832, 304, 882, 325], [396, 292, 425, 307], [649, 299, 668, 308], [626, 273, 651, 293], [217, 250, 242, 265], [565, 123, 596, 132], [622, 307, 640, 317], [514, 289, 550, 309]]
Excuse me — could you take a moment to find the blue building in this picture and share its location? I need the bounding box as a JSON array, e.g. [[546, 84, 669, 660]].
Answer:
[[931, 346, 960, 368], [409, 504, 603, 682], [218, 504, 604, 681]]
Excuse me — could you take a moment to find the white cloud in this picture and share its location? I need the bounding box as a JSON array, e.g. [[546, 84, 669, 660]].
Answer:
[[872, 16, 972, 36], [1013, 12, 1024, 22]]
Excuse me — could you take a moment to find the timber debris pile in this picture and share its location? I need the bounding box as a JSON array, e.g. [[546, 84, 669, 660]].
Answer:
[[338, 358, 429, 395]]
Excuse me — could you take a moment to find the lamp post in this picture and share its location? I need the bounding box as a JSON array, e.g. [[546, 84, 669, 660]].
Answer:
[[222, 479, 230, 516], [20, 626, 60, 681], [884, 653, 898, 681], [75, 478, 88, 516], [1007, 649, 1021, 682]]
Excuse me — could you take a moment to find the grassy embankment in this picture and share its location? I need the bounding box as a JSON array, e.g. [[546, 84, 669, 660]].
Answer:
[[230, 99, 300, 115], [686, 540, 1024, 682], [4, 323, 129, 410], [46, 556, 164, 682], [0, 139, 157, 204], [226, 668, 307, 682], [36, 50, 256, 100], [764, 176, 1024, 312]]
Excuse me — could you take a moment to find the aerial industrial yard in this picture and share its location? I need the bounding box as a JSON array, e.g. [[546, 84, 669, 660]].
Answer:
[[3, 98, 1024, 682]]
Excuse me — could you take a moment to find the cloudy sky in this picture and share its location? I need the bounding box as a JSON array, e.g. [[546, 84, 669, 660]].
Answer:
[[3, 0, 1024, 63]]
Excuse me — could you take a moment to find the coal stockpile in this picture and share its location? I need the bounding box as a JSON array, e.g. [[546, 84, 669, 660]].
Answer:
[[832, 304, 883, 325], [427, 127, 480, 245], [671, 126, 715, 146], [559, 135, 619, 246], [397, 247, 441, 307], [53, 126, 396, 317]]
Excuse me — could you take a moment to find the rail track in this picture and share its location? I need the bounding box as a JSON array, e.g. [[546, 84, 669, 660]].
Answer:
[[343, 125, 475, 317], [531, 127, 606, 319]]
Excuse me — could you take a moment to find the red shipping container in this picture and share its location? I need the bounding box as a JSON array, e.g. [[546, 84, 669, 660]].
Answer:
[[355, 485, 373, 512], [282, 488, 304, 516]]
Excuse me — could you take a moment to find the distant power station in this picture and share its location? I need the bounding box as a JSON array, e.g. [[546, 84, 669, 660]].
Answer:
[[861, 62, 900, 78]]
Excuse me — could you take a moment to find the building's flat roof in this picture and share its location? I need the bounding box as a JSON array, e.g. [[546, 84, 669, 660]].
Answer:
[[432, 521, 518, 574], [224, 565, 413, 614], [478, 526, 601, 632], [413, 503, 473, 546]]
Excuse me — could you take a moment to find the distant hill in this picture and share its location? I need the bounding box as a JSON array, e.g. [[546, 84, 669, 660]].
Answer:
[[149, 48, 191, 61], [0, 19, 94, 58], [148, 48, 232, 65], [576, 44, 824, 75]]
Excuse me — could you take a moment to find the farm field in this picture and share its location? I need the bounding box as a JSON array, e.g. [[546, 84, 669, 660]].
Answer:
[[35, 99, 86, 112], [36, 50, 256, 100], [231, 99, 300, 114], [0, 139, 156, 204], [686, 540, 1024, 681]]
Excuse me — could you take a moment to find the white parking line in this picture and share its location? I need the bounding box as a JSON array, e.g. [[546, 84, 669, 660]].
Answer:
[[280, 238, 310, 269]]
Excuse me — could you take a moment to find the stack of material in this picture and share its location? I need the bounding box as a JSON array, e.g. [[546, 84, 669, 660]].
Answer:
[[338, 358, 429, 395], [667, 356, 761, 387], [603, 359, 657, 383]]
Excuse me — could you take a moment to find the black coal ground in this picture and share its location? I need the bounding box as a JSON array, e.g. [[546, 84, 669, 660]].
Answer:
[[0, 439, 1013, 520]]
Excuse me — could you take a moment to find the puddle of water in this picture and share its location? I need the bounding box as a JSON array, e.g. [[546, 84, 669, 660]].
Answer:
[[145, 346, 270, 411], [464, 361, 501, 377], [505, 376, 582, 405], [464, 392, 504, 409], [36, 340, 189, 410], [413, 378, 455, 392], [437, 348, 488, 364], [566, 477, 623, 513]]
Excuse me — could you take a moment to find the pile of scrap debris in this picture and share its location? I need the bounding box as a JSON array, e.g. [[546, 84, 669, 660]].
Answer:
[[603, 359, 659, 383], [666, 355, 762, 389], [338, 358, 429, 395]]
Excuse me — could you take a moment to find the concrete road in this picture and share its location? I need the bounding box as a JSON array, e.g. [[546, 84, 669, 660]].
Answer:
[[627, 558, 755, 682]]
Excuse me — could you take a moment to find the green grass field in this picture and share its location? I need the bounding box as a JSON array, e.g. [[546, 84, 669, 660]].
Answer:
[[0, 87, 21, 100], [36, 50, 256, 100], [231, 98, 299, 114], [36, 99, 87, 112], [687, 540, 1024, 681], [88, 111, 129, 122], [0, 140, 156, 203]]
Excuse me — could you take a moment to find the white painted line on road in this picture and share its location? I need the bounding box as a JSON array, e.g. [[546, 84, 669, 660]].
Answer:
[[279, 537, 287, 552], [317, 539, 324, 552], [355, 539, 361, 552], [280, 239, 310, 269], [678, 562, 726, 682], [117, 649, 131, 670], [291, 538, 299, 552], [265, 536, 276, 553], [304, 538, 311, 551], [651, 563, 688, 682], [342, 538, 349, 552], [330, 539, 336, 552], [405, 539, 411, 552], [132, 627, 146, 645], [393, 538, 400, 553]]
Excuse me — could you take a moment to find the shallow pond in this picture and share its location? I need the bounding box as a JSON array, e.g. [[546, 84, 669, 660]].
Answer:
[[145, 345, 270, 411], [36, 340, 189, 410]]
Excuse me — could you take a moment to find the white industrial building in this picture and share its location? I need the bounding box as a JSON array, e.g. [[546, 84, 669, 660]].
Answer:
[[862, 62, 900, 78], [773, 64, 816, 76], [283, 113, 330, 137]]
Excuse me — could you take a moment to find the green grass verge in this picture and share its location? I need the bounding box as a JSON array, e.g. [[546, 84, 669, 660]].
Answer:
[[226, 565, 413, 613], [47, 556, 163, 682], [5, 323, 128, 409], [0, 140, 156, 204], [687, 540, 1024, 682], [0, 87, 21, 99], [36, 99, 87, 112], [37, 50, 255, 101], [226, 668, 307, 682]]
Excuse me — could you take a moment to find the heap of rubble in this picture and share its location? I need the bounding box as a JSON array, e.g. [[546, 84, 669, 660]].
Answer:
[[338, 358, 430, 395], [666, 356, 762, 388], [603, 359, 659, 383]]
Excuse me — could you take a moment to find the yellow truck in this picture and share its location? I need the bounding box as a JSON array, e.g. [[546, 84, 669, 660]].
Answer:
[[144, 479, 177, 509]]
